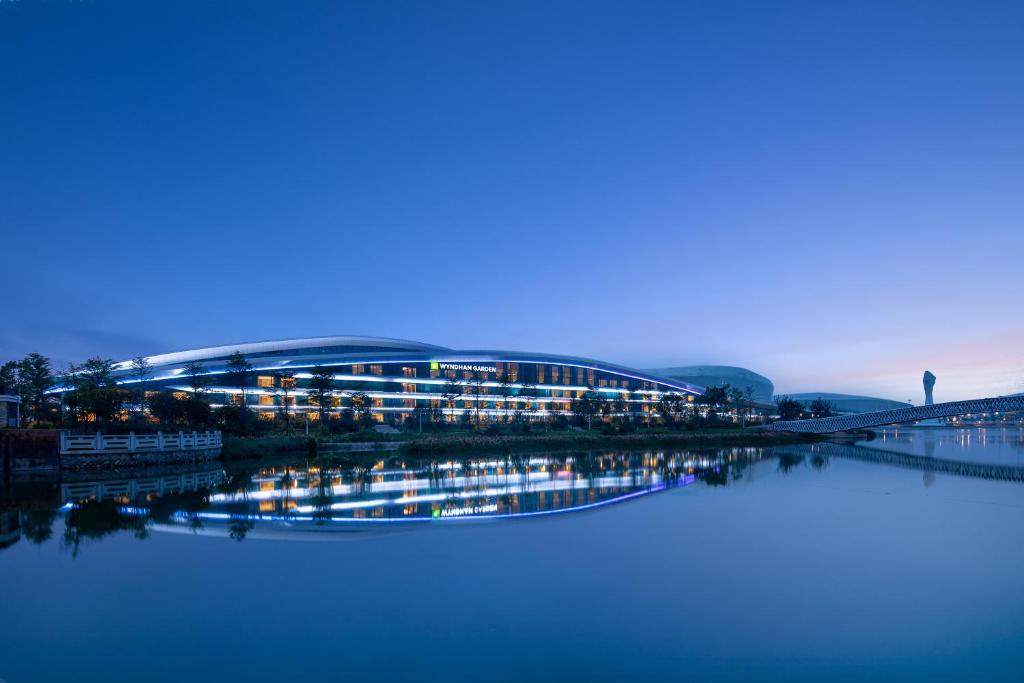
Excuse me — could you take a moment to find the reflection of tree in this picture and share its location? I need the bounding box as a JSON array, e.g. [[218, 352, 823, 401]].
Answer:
[[148, 488, 213, 527], [777, 452, 805, 474], [228, 518, 255, 541], [702, 465, 729, 487], [21, 509, 58, 544], [63, 500, 148, 558]]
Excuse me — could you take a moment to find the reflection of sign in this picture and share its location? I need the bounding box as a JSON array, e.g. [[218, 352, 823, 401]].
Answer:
[[434, 362, 496, 373], [435, 503, 499, 518]]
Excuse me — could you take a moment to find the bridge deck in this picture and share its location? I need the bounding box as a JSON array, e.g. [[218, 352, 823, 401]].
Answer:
[[765, 396, 1024, 434]]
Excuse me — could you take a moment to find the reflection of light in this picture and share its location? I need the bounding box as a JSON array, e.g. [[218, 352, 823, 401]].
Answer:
[[294, 498, 390, 513], [174, 484, 675, 526]]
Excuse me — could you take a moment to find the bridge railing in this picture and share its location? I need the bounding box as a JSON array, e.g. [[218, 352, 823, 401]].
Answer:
[[766, 395, 1024, 434], [59, 431, 223, 456]]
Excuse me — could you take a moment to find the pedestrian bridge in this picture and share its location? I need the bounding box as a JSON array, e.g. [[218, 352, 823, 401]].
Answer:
[[765, 395, 1024, 434], [801, 441, 1024, 483]]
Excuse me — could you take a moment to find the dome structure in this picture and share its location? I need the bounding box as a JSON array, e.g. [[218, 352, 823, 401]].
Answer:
[[787, 393, 911, 415], [644, 365, 775, 403]]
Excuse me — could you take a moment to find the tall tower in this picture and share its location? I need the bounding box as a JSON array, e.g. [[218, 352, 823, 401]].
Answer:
[[923, 371, 936, 406]]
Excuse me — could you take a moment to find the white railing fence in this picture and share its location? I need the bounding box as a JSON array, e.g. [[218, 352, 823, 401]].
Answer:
[[60, 431, 223, 455]]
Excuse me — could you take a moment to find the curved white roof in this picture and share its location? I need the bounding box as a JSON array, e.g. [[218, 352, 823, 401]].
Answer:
[[114, 336, 451, 369]]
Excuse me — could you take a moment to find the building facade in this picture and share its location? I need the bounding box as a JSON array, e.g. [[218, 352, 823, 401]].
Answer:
[[70, 336, 704, 423], [1, 394, 19, 428]]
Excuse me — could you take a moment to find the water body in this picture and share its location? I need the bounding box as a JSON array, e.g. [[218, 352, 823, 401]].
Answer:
[[1, 427, 1023, 682]]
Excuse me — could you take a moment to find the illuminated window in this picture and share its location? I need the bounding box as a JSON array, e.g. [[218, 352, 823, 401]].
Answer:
[[402, 367, 417, 377], [402, 383, 416, 393], [551, 367, 559, 383], [259, 395, 274, 405], [536, 365, 545, 383], [173, 391, 188, 401], [281, 377, 296, 389], [257, 376, 274, 388], [576, 368, 585, 385], [563, 367, 571, 385], [370, 364, 383, 375], [352, 364, 364, 375]]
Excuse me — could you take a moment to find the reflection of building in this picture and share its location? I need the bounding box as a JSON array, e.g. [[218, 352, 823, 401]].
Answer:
[[193, 451, 732, 525], [788, 393, 911, 415], [644, 366, 774, 403], [54, 336, 703, 423], [1, 393, 20, 428]]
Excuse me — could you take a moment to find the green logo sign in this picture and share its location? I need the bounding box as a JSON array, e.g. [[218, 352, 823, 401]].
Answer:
[[430, 362, 440, 371], [432, 509, 441, 518]]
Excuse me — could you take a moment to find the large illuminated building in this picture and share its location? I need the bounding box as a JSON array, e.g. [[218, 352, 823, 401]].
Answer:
[[89, 336, 703, 423]]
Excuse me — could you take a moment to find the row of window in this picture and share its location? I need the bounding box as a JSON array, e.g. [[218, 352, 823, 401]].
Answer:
[[244, 361, 671, 393]]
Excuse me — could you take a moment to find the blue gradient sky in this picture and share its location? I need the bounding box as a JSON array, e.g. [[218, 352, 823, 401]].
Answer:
[[2, 1, 1022, 401]]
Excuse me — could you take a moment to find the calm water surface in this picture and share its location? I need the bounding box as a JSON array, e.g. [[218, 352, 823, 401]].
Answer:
[[2, 427, 1023, 682]]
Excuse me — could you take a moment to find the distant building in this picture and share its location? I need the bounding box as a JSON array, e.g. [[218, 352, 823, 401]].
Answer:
[[1, 394, 20, 428], [644, 366, 774, 404], [923, 371, 936, 405], [787, 393, 911, 415]]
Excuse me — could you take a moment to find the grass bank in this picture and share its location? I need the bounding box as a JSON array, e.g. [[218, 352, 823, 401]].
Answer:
[[222, 435, 316, 461], [399, 429, 824, 456]]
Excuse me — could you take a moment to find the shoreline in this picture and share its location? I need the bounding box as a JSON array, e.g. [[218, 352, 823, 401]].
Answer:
[[396, 429, 827, 456]]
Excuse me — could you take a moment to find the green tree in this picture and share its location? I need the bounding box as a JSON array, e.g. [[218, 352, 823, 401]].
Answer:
[[571, 388, 599, 430], [468, 371, 487, 426], [66, 357, 127, 428], [224, 351, 253, 409], [274, 370, 297, 433], [349, 389, 373, 428], [496, 371, 514, 423], [307, 365, 335, 428], [728, 387, 745, 427], [183, 361, 210, 398], [518, 379, 538, 423], [658, 392, 686, 429], [0, 360, 18, 395], [700, 384, 729, 406], [129, 356, 152, 419], [16, 353, 55, 424], [808, 397, 834, 418], [440, 377, 464, 425], [148, 390, 185, 426], [775, 396, 804, 421]]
